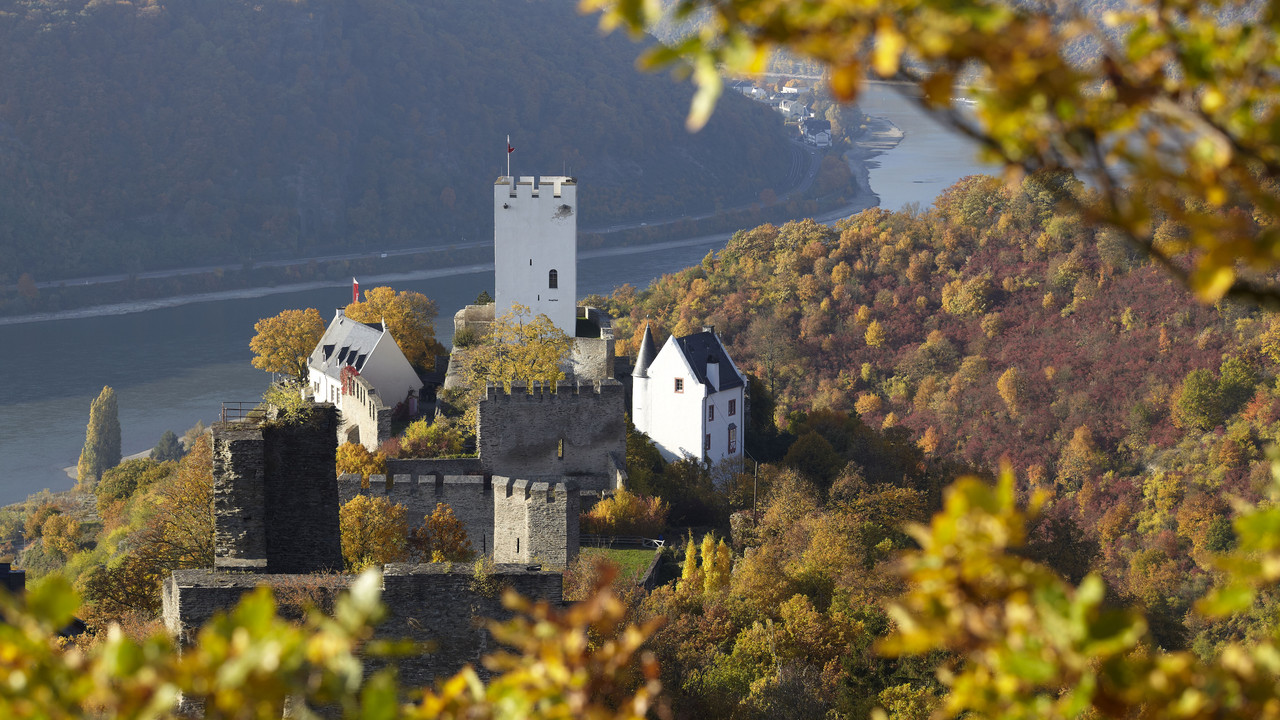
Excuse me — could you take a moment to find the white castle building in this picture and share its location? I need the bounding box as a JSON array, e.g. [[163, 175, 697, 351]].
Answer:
[[632, 325, 747, 465], [494, 175, 578, 335]]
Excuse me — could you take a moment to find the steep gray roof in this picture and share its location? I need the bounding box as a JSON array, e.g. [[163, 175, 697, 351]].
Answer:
[[674, 330, 743, 392], [632, 323, 657, 378], [309, 311, 385, 379]]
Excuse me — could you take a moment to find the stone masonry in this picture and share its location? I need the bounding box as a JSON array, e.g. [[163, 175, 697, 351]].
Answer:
[[338, 474, 580, 566], [167, 400, 570, 699], [477, 380, 625, 492], [211, 406, 343, 573]]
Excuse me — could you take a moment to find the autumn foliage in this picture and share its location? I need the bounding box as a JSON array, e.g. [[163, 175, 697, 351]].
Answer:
[[580, 489, 669, 538], [249, 308, 325, 382]]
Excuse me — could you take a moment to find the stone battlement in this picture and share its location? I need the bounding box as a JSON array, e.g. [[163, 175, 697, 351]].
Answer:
[[494, 174, 575, 199], [482, 379, 624, 402], [337, 472, 580, 564]]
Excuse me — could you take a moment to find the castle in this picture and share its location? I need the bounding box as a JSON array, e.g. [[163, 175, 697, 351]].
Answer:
[[164, 404, 568, 692], [163, 172, 649, 695]]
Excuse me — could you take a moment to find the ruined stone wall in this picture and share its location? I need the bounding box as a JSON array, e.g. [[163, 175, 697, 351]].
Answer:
[[338, 474, 496, 558], [212, 406, 343, 574], [477, 380, 625, 492], [262, 408, 343, 573], [163, 564, 562, 687], [212, 424, 268, 570]]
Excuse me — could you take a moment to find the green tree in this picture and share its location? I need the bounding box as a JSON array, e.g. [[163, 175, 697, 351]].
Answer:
[[77, 385, 121, 486], [1173, 368, 1224, 432], [586, 0, 1280, 306], [97, 458, 174, 506], [249, 308, 325, 382], [150, 430, 184, 463]]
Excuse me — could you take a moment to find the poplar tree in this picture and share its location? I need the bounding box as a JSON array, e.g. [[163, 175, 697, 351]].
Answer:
[[77, 386, 121, 485]]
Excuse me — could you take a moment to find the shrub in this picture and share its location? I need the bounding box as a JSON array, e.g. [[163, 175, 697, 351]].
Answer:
[[398, 418, 468, 458], [335, 442, 386, 479], [581, 489, 669, 537]]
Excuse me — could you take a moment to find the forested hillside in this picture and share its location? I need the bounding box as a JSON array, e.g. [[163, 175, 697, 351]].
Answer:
[[0, 0, 792, 281], [591, 172, 1279, 655]]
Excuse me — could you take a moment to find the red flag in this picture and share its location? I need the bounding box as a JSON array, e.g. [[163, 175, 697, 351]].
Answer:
[[507, 141, 515, 154], [352, 277, 359, 304]]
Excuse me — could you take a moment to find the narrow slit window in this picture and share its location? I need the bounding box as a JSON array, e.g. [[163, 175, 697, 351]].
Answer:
[[548, 269, 558, 288], [557, 438, 564, 459]]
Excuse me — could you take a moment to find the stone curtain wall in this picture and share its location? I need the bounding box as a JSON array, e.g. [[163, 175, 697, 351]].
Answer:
[[339, 474, 497, 558], [385, 457, 484, 478], [163, 564, 563, 685], [338, 373, 392, 451], [212, 407, 343, 574], [477, 380, 625, 491]]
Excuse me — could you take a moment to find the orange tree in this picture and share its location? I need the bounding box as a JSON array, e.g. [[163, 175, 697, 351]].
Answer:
[[249, 308, 325, 382], [345, 287, 446, 370], [410, 503, 474, 563], [338, 495, 410, 571], [583, 0, 1280, 306]]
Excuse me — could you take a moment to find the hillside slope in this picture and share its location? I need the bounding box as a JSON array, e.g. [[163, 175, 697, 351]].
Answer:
[[0, 0, 793, 280]]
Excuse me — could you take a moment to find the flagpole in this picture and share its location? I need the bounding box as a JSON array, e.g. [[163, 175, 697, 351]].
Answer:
[[506, 135, 510, 178]]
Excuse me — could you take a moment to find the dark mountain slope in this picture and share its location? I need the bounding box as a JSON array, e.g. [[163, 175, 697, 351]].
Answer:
[[0, 0, 792, 279]]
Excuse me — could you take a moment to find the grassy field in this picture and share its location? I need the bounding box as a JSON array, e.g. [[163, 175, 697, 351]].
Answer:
[[579, 547, 657, 583]]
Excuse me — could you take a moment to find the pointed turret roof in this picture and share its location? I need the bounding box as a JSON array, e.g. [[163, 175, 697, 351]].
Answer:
[[632, 323, 657, 378]]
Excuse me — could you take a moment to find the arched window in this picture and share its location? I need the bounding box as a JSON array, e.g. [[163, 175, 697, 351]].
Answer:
[[548, 269, 558, 289]]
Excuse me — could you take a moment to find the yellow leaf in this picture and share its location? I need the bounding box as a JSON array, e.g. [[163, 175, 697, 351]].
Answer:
[[874, 19, 906, 77], [1192, 264, 1235, 302]]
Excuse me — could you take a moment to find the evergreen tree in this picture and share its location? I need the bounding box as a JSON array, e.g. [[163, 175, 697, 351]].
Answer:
[[77, 386, 121, 485], [150, 430, 184, 463]]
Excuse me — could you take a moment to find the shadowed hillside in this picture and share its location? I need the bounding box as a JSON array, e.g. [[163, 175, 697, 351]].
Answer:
[[0, 0, 793, 281]]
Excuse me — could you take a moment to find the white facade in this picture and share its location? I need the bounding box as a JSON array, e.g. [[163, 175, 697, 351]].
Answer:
[[632, 327, 747, 465], [308, 309, 422, 420], [494, 175, 577, 335]]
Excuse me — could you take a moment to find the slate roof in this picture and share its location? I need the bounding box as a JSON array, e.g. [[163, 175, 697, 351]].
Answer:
[[632, 324, 658, 379], [309, 312, 385, 380], [674, 330, 744, 392]]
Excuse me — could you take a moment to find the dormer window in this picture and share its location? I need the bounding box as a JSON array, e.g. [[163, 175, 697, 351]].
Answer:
[[548, 269, 558, 289]]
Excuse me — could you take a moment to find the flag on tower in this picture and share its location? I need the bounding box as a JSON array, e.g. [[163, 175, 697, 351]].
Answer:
[[506, 135, 514, 177], [352, 277, 360, 304]]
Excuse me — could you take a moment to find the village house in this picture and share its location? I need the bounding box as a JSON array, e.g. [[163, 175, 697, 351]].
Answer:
[[307, 309, 422, 449], [631, 325, 747, 465]]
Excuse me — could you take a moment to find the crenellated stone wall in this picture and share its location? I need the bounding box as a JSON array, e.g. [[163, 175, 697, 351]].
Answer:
[[339, 473, 497, 557], [493, 478, 580, 566], [477, 380, 625, 492]]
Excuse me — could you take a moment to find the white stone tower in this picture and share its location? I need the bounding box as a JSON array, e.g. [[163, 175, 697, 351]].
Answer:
[[494, 175, 577, 335]]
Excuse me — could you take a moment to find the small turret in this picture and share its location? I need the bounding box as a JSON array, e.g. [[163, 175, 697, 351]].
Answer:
[[631, 323, 657, 432], [632, 324, 657, 379]]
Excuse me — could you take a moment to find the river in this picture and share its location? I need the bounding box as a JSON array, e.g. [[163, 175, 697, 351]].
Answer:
[[0, 83, 998, 506]]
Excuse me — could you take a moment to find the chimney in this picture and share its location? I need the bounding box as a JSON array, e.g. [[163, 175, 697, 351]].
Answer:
[[706, 354, 720, 391]]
